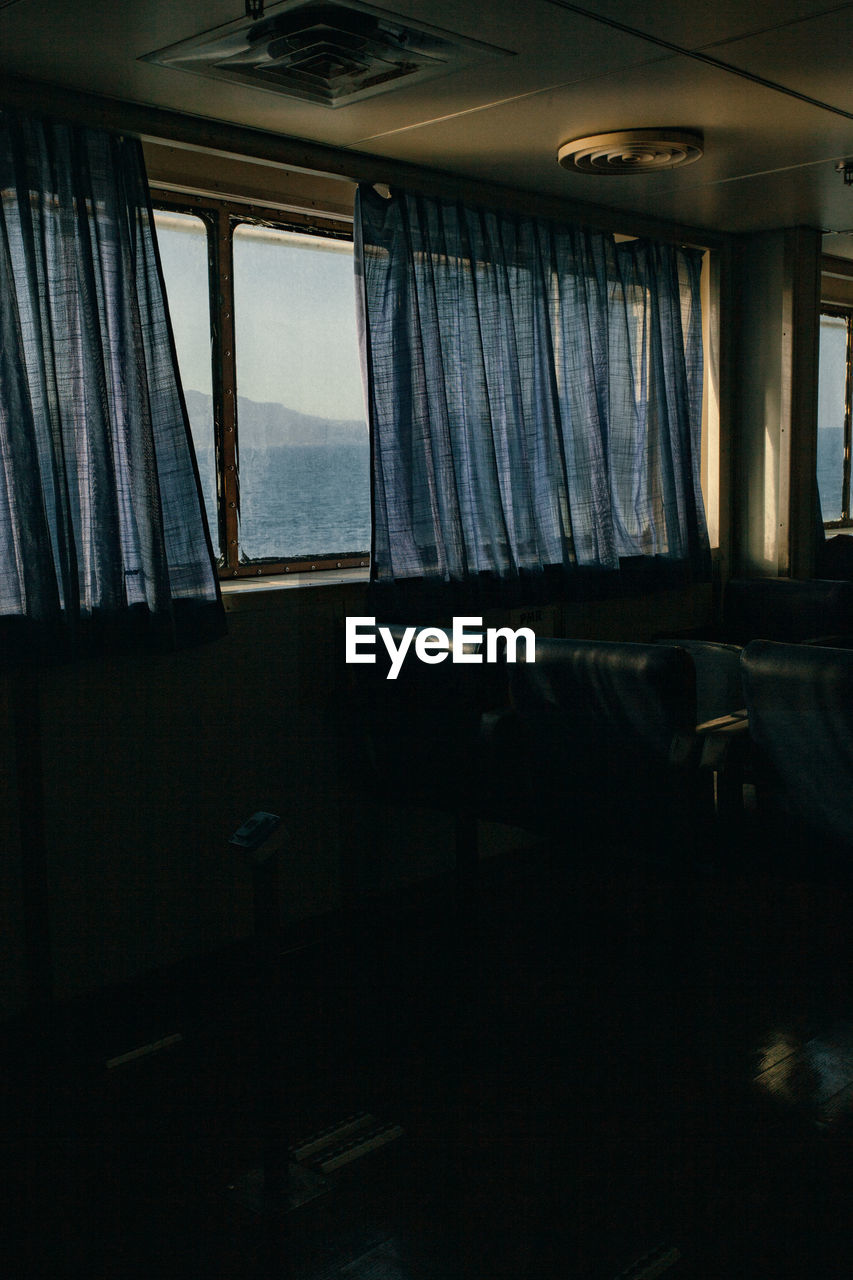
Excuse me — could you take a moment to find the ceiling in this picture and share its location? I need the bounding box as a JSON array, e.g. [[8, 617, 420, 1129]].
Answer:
[[1, 0, 852, 243]]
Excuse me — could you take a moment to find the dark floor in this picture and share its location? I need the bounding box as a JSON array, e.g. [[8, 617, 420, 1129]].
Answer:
[[3, 837, 853, 1279]]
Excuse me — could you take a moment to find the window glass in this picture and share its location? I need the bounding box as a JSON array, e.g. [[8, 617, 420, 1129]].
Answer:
[[153, 210, 218, 551], [232, 223, 369, 562], [817, 313, 848, 522]]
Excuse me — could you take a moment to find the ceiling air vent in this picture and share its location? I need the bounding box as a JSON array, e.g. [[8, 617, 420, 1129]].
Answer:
[[558, 130, 704, 175], [142, 0, 512, 108]]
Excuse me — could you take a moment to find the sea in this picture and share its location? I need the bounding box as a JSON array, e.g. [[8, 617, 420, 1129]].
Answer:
[[817, 426, 845, 522], [195, 441, 371, 561], [191, 425, 845, 559]]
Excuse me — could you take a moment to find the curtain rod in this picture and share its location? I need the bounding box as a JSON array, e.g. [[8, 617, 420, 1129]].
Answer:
[[0, 73, 724, 251]]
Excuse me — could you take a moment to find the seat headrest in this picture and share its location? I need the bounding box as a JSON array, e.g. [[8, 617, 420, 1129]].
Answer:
[[510, 637, 697, 762]]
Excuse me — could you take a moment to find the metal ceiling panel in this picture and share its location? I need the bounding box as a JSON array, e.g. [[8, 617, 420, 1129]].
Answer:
[[355, 52, 853, 231], [0, 0, 671, 147], [560, 0, 852, 53], [705, 6, 853, 114], [1, 0, 851, 231]]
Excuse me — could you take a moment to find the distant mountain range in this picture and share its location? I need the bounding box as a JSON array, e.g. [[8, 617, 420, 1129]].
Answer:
[[183, 388, 367, 449]]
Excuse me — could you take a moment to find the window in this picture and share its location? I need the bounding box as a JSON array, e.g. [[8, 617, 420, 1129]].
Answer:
[[153, 194, 370, 578], [817, 308, 853, 527]]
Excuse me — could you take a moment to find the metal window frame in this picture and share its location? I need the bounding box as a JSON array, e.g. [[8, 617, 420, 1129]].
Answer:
[[151, 189, 370, 578]]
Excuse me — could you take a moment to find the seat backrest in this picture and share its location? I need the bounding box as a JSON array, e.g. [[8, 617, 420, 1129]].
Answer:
[[723, 578, 853, 644], [509, 638, 698, 791], [741, 639, 853, 853], [816, 533, 853, 581]]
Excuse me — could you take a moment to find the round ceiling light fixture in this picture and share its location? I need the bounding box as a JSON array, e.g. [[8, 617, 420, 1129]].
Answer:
[[558, 129, 704, 175]]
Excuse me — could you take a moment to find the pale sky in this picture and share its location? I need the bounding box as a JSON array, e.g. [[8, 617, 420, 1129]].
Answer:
[[154, 211, 366, 423]]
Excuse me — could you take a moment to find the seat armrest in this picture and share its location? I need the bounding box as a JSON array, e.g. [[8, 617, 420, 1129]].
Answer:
[[694, 710, 749, 819], [695, 709, 749, 736], [695, 709, 748, 770]]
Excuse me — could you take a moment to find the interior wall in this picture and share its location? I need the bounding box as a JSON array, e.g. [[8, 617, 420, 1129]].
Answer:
[[732, 227, 822, 578], [733, 231, 787, 576], [33, 583, 365, 1004], [0, 578, 712, 1017], [0, 677, 25, 1022], [0, 103, 725, 1021]]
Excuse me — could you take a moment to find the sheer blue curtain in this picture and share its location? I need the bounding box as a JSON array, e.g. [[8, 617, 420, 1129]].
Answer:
[[0, 110, 223, 653], [355, 184, 709, 606]]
